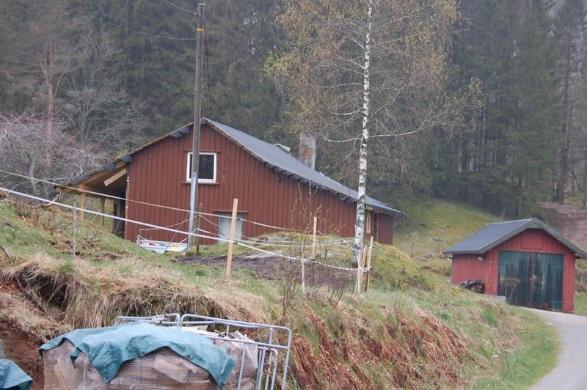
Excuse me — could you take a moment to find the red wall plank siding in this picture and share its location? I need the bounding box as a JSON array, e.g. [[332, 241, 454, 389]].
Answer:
[[451, 228, 576, 313], [451, 253, 499, 294], [125, 124, 394, 245]]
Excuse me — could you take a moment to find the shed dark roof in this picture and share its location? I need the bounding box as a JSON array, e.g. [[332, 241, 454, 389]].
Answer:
[[70, 119, 402, 216], [445, 218, 587, 258]]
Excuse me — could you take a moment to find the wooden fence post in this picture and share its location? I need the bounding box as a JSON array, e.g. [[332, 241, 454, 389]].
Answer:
[[79, 193, 87, 221], [356, 247, 367, 294], [100, 198, 105, 227], [365, 236, 374, 292], [225, 198, 239, 281], [311, 216, 317, 259], [72, 202, 77, 259], [300, 258, 306, 294]]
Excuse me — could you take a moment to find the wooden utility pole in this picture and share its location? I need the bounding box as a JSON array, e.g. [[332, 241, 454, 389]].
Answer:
[[188, 3, 205, 251]]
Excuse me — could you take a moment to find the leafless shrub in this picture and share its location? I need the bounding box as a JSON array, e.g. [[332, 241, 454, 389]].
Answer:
[[0, 114, 107, 197]]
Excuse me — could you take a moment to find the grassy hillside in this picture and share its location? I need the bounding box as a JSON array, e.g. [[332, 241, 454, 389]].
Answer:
[[394, 199, 500, 277], [0, 196, 556, 389]]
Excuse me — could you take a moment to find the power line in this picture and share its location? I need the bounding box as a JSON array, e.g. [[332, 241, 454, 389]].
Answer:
[[90, 10, 195, 41], [0, 168, 302, 232], [161, 0, 197, 16], [0, 169, 348, 246]]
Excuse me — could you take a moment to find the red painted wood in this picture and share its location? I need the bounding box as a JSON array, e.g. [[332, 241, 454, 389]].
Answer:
[[451, 228, 576, 313], [125, 124, 394, 245]]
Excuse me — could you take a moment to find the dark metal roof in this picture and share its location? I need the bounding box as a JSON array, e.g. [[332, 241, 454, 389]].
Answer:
[[68, 119, 403, 216], [445, 218, 587, 258], [206, 120, 402, 216]]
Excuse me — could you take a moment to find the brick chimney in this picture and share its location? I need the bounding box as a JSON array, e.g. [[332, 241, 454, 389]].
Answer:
[[298, 131, 316, 169]]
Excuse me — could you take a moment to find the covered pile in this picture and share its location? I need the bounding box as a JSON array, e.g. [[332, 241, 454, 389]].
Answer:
[[40, 323, 235, 389]]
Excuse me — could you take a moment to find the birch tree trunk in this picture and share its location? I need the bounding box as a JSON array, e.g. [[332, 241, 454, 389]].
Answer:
[[352, 1, 372, 266]]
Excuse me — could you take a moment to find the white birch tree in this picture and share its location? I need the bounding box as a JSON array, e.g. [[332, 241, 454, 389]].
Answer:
[[269, 0, 462, 264]]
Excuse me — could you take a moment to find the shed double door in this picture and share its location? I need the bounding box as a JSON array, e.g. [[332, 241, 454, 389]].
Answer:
[[498, 251, 563, 311]]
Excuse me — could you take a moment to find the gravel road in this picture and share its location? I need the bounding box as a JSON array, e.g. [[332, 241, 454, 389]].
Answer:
[[531, 308, 587, 390]]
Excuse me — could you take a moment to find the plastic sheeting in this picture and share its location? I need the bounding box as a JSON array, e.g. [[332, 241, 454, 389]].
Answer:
[[40, 323, 235, 386], [42, 340, 217, 389], [0, 359, 32, 390]]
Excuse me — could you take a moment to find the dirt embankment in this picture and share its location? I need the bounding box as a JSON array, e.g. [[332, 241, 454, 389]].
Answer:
[[540, 202, 587, 248], [0, 257, 471, 389], [0, 199, 502, 389], [0, 320, 44, 389]]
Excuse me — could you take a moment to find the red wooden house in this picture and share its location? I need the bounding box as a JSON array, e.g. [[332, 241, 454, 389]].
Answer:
[[66, 119, 402, 245], [445, 218, 586, 313]]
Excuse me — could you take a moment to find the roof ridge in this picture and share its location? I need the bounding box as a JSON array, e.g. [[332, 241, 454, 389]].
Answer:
[[445, 217, 587, 258], [205, 119, 403, 216], [487, 218, 534, 225]]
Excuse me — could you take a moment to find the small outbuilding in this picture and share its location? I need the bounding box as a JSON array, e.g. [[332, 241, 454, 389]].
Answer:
[[445, 218, 586, 313]]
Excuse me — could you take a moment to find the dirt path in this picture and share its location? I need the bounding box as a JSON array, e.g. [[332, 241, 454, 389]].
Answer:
[[531, 309, 587, 390]]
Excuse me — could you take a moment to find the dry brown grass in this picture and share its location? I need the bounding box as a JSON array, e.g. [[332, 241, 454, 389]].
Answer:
[[0, 254, 265, 329]]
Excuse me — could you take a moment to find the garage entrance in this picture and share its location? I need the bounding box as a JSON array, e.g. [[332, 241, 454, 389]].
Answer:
[[498, 251, 563, 311]]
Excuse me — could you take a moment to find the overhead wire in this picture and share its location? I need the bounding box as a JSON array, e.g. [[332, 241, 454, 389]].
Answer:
[[89, 8, 195, 41], [0, 168, 353, 250], [160, 0, 197, 16], [0, 168, 302, 233], [198, 214, 352, 248], [0, 169, 353, 249], [0, 186, 361, 272]]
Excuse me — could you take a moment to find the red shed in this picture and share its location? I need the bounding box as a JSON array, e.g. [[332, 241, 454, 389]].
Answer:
[[445, 219, 586, 313], [64, 119, 402, 246]]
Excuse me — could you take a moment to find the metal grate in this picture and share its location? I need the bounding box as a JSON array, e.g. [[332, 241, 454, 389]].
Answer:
[[115, 313, 292, 389]]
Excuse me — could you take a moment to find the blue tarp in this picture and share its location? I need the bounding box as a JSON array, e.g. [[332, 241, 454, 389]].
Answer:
[[40, 322, 235, 385], [0, 359, 32, 390]]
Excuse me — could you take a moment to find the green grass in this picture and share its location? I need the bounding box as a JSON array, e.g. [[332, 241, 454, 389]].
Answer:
[[574, 292, 587, 316], [394, 198, 559, 387], [395, 199, 500, 270], [473, 310, 558, 389], [0, 197, 559, 388]]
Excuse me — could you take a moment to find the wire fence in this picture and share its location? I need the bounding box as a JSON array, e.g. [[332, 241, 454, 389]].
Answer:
[[0, 168, 305, 232], [0, 185, 373, 294]]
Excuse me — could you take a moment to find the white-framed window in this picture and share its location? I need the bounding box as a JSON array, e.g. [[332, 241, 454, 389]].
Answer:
[[186, 152, 217, 184]]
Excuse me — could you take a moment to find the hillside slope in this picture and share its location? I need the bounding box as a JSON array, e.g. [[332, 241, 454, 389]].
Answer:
[[539, 201, 587, 316], [0, 196, 555, 389], [394, 199, 500, 277]]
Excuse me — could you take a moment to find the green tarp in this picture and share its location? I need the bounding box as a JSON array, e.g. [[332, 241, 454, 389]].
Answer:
[[40, 322, 235, 385], [0, 359, 32, 390]]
